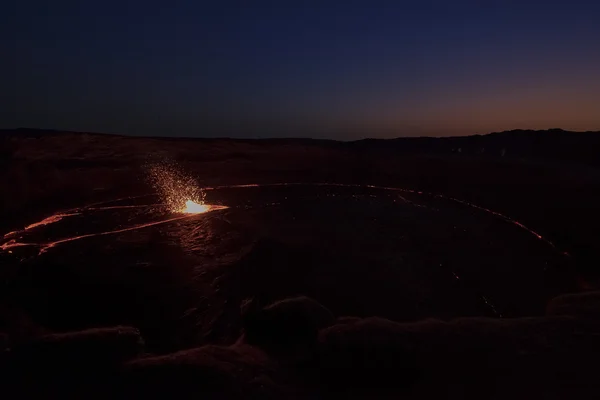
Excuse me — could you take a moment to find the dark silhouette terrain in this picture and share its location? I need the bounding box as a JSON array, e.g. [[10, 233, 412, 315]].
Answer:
[[1, 128, 600, 398]]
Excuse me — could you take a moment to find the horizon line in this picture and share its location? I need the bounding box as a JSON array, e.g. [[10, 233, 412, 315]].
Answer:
[[2, 126, 600, 142]]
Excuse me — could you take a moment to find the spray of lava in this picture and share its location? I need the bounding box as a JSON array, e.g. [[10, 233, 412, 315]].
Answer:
[[182, 200, 210, 214], [146, 162, 209, 214]]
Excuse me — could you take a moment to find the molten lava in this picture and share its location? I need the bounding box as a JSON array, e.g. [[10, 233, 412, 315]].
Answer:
[[181, 200, 210, 214], [146, 162, 211, 214]]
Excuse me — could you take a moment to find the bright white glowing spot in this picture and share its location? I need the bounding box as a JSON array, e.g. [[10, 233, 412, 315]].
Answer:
[[181, 200, 210, 214], [146, 162, 210, 214]]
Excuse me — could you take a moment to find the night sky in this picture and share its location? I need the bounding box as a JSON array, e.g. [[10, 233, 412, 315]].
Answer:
[[3, 1, 600, 139]]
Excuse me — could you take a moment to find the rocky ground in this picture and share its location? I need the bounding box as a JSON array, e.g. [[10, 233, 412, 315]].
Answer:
[[1, 130, 600, 398], [2, 292, 600, 399]]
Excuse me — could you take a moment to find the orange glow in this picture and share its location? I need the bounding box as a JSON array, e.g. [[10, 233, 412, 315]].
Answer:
[[0, 182, 561, 257], [146, 162, 211, 214], [181, 200, 210, 214]]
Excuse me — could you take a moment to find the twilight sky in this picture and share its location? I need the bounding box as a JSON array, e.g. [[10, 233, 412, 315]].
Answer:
[[2, 1, 600, 139]]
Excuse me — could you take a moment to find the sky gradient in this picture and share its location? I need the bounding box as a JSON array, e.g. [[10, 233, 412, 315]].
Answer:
[[3, 1, 600, 139]]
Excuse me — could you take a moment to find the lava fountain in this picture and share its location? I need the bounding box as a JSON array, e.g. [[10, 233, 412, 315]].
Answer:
[[181, 200, 210, 214], [147, 162, 222, 214]]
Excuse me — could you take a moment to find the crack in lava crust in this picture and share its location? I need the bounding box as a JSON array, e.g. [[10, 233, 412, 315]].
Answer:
[[203, 182, 562, 252], [0, 203, 227, 254], [0, 182, 563, 258], [0, 182, 564, 319]]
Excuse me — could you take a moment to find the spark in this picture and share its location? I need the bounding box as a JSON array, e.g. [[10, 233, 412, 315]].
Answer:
[[146, 162, 209, 214]]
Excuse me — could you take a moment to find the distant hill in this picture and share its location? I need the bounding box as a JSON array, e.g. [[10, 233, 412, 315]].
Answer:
[[2, 127, 599, 166], [350, 128, 600, 166]]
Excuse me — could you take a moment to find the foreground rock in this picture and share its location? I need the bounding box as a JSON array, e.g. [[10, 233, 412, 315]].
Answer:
[[123, 344, 289, 399], [12, 325, 143, 364], [317, 315, 600, 398], [3, 293, 600, 398], [0, 332, 7, 351], [546, 290, 600, 317], [7, 326, 143, 398], [242, 296, 334, 361]]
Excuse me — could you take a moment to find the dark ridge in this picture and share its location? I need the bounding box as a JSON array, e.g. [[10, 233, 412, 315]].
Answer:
[[349, 129, 600, 166], [2, 127, 599, 141], [2, 127, 600, 166], [0, 128, 340, 146], [0, 128, 127, 139]]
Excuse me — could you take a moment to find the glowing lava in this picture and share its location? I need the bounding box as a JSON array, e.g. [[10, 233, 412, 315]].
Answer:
[[146, 162, 212, 214], [181, 200, 210, 214]]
